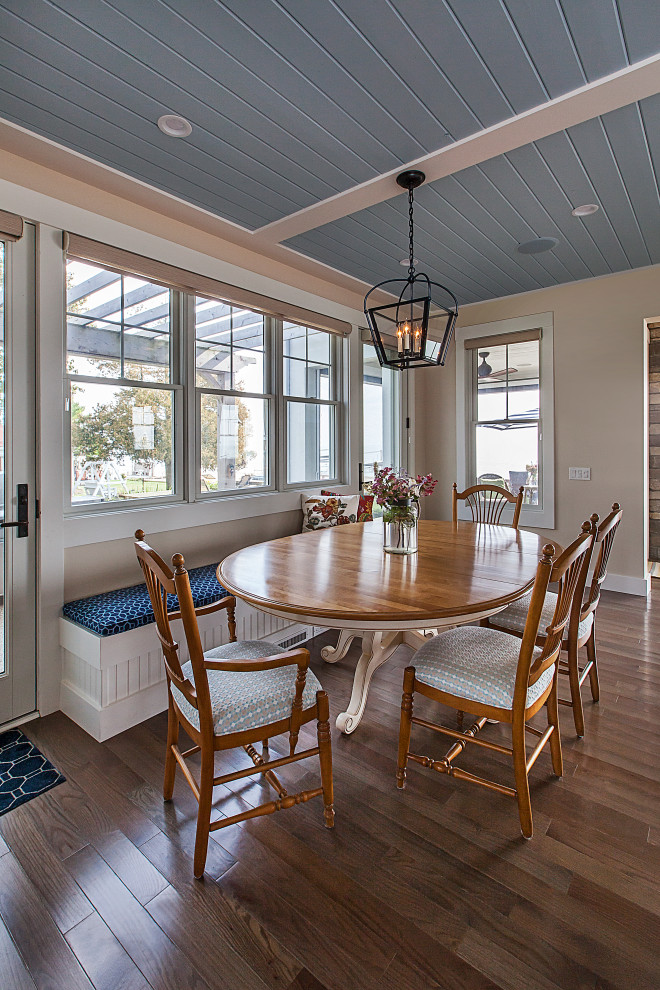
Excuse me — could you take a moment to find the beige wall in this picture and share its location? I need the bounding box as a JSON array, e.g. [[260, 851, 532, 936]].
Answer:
[[416, 264, 660, 585], [63, 510, 301, 601]]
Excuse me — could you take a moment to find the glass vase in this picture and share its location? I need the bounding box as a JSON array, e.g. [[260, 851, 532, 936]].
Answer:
[[382, 499, 418, 554]]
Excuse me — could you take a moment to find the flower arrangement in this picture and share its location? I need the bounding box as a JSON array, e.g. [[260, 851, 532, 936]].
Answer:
[[370, 467, 437, 554], [370, 466, 437, 506]]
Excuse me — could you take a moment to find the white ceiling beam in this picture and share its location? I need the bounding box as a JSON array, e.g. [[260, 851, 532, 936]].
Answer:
[[256, 53, 660, 245]]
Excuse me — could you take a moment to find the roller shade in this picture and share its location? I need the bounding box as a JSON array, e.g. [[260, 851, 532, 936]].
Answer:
[[64, 232, 352, 337], [464, 328, 541, 349], [0, 210, 24, 242]]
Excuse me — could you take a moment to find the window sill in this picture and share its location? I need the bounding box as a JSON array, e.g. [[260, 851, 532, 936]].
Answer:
[[63, 488, 314, 548]]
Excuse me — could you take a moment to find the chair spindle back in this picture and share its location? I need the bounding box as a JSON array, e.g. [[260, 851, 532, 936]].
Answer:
[[452, 482, 524, 528], [583, 503, 623, 620], [528, 523, 594, 685], [134, 531, 211, 726]]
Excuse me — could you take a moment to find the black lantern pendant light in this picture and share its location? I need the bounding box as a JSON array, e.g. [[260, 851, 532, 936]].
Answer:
[[364, 169, 459, 371]]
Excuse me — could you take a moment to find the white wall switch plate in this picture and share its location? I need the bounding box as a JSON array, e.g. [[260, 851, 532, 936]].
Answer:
[[569, 467, 591, 480]]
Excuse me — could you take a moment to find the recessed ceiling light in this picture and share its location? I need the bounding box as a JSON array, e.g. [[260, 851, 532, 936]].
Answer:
[[157, 114, 192, 138], [516, 236, 559, 255], [571, 203, 599, 217], [399, 257, 420, 266]]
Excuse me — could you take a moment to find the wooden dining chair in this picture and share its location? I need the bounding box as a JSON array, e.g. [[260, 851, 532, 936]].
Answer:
[[452, 482, 524, 529], [486, 504, 622, 735], [134, 531, 334, 878], [396, 523, 593, 838]]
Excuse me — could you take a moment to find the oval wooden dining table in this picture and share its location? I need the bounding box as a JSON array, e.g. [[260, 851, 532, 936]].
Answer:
[[217, 519, 550, 734]]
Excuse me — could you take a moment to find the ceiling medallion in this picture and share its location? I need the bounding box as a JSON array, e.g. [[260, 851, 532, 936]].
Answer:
[[364, 170, 458, 371]]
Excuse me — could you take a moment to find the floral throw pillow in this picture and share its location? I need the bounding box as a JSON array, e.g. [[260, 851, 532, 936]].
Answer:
[[301, 494, 360, 532], [321, 490, 374, 522]]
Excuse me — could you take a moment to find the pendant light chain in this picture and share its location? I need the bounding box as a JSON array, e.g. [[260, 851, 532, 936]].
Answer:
[[363, 167, 458, 371], [408, 186, 416, 279]]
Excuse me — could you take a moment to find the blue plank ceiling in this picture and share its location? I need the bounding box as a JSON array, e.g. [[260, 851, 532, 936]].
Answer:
[[0, 0, 659, 302]]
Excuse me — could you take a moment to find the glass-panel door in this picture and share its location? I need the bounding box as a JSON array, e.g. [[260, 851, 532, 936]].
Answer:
[[0, 226, 37, 724]]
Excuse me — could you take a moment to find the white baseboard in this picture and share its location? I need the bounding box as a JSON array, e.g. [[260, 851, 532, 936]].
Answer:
[[602, 572, 651, 597], [60, 678, 168, 743]]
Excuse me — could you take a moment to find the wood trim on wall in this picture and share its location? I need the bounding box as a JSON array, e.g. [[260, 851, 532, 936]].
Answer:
[[63, 232, 352, 337]]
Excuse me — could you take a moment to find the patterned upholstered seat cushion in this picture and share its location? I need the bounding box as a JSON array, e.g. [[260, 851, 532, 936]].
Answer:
[[170, 640, 322, 736], [411, 626, 554, 710], [491, 590, 593, 642], [62, 564, 229, 637]]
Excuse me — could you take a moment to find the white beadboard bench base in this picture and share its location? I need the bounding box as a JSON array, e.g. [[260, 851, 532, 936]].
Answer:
[[59, 597, 325, 742]]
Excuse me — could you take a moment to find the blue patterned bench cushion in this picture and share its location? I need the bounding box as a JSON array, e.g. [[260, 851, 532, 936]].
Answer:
[[62, 564, 229, 637]]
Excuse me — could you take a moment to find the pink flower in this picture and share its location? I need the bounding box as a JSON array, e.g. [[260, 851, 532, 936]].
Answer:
[[369, 466, 438, 507]]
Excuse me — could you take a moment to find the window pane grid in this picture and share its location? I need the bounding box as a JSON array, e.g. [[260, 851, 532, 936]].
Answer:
[[283, 322, 333, 400], [66, 261, 172, 384], [195, 296, 270, 494], [66, 258, 178, 507], [66, 262, 346, 510]]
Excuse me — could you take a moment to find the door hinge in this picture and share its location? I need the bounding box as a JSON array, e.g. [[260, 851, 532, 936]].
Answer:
[[406, 417, 410, 429]]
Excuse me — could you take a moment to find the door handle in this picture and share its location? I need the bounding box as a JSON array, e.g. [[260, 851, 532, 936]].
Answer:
[[1, 484, 28, 538]]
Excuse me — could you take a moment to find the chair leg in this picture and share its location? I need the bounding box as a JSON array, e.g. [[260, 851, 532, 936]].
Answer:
[[586, 625, 600, 702], [397, 667, 415, 789], [546, 674, 563, 778], [193, 745, 215, 880], [566, 639, 586, 736], [163, 696, 179, 801], [262, 739, 269, 759], [316, 691, 334, 828], [512, 714, 533, 839]]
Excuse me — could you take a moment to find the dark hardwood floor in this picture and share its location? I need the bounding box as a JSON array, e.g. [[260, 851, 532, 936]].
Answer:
[[2, 587, 660, 989]]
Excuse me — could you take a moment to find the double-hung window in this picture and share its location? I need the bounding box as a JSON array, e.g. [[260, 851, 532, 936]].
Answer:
[[456, 313, 555, 528], [283, 322, 340, 485], [195, 296, 271, 494], [66, 260, 180, 507], [64, 244, 348, 511]]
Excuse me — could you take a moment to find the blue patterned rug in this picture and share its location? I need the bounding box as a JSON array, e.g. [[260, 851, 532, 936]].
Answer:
[[0, 728, 65, 816]]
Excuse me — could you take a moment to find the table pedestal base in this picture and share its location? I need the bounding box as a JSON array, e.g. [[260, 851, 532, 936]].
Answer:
[[330, 629, 431, 735]]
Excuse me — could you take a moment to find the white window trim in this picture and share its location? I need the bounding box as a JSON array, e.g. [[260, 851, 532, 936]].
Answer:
[[63, 266, 348, 524], [455, 311, 555, 530]]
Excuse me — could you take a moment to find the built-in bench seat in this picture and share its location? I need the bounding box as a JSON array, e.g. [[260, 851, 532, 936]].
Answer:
[[62, 563, 228, 637], [59, 561, 323, 742]]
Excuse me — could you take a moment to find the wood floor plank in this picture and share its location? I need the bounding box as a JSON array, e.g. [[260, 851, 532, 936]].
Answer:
[[0, 802, 93, 933], [140, 827, 300, 988], [455, 930, 585, 990], [0, 914, 38, 990], [217, 818, 498, 990], [92, 830, 169, 906], [64, 912, 151, 990], [0, 851, 95, 990], [65, 843, 211, 990], [73, 762, 161, 848]]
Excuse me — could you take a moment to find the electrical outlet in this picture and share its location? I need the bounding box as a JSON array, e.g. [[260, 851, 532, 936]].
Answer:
[[569, 467, 591, 480]]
